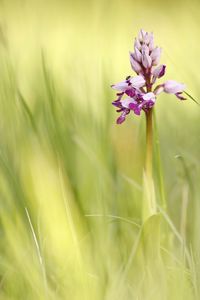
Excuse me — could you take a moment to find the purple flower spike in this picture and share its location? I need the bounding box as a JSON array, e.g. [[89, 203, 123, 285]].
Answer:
[[111, 29, 187, 124]]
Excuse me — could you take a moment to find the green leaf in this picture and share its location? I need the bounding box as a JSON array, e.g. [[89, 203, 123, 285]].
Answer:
[[184, 91, 200, 105], [127, 214, 167, 299]]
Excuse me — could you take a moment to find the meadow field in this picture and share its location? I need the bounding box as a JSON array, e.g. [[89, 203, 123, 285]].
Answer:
[[0, 0, 200, 299]]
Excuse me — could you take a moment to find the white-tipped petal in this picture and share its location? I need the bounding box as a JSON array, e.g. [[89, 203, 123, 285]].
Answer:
[[164, 80, 186, 94], [111, 81, 129, 91], [134, 46, 142, 62], [148, 33, 154, 51], [143, 92, 156, 102], [121, 98, 135, 108], [143, 33, 151, 44], [139, 29, 147, 41], [130, 75, 145, 88], [130, 52, 143, 74], [151, 47, 162, 65], [134, 38, 141, 50]]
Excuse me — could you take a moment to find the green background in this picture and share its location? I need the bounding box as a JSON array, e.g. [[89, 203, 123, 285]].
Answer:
[[0, 0, 199, 299]]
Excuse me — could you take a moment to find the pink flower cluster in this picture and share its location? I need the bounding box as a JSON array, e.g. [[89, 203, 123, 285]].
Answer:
[[111, 29, 186, 124]]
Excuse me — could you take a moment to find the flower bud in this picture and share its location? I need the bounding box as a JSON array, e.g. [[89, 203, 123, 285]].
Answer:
[[151, 47, 162, 65], [134, 46, 142, 62], [134, 38, 141, 50], [139, 29, 147, 42], [152, 65, 166, 83], [142, 51, 152, 69], [148, 34, 154, 51], [130, 52, 143, 74]]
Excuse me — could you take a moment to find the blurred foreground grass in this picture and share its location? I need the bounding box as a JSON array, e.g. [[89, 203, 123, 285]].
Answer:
[[0, 0, 200, 299]]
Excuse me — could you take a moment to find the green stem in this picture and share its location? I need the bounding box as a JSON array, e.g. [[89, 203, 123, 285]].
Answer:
[[142, 75, 157, 220], [145, 109, 153, 179], [142, 107, 157, 220]]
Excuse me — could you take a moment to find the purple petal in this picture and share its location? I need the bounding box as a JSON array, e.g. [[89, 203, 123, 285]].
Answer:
[[125, 88, 136, 97], [117, 115, 126, 124], [175, 92, 187, 100], [116, 110, 129, 124], [112, 100, 122, 108], [129, 102, 142, 115], [142, 100, 155, 109], [138, 99, 155, 112]]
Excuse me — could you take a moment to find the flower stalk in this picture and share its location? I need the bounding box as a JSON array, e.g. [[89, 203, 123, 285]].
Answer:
[[145, 109, 153, 180], [143, 108, 157, 220], [143, 76, 157, 219]]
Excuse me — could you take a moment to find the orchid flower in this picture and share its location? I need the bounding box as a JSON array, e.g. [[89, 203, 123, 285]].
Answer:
[[111, 29, 186, 124]]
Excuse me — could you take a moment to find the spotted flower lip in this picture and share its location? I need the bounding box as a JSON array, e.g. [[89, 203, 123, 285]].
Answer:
[[111, 29, 187, 124]]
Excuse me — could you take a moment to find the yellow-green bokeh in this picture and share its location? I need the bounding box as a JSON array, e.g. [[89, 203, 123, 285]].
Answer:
[[0, 1, 199, 299]]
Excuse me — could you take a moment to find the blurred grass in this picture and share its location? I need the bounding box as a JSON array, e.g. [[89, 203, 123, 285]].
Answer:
[[0, 0, 199, 299]]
